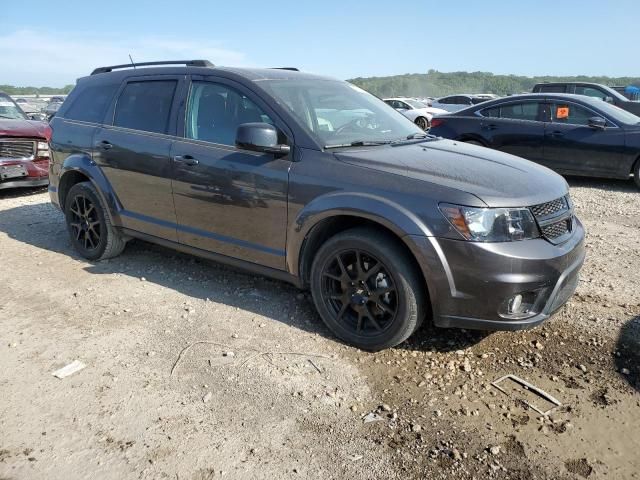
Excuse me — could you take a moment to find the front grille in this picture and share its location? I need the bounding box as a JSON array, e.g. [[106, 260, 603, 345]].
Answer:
[[530, 195, 573, 244], [541, 219, 570, 239], [530, 197, 567, 218], [0, 139, 36, 159]]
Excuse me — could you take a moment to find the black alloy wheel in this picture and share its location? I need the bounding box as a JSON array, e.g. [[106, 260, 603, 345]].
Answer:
[[320, 249, 398, 335], [68, 194, 101, 252], [64, 181, 126, 260], [310, 228, 426, 350]]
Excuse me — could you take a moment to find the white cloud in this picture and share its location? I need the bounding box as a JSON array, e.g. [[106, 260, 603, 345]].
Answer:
[[0, 30, 249, 87]]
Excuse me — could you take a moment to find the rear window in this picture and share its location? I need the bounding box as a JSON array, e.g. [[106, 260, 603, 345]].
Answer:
[[113, 80, 177, 134], [65, 84, 119, 123], [537, 84, 566, 93]]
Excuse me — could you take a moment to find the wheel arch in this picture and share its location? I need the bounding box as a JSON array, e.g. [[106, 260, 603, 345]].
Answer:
[[288, 193, 436, 304], [58, 154, 120, 224], [456, 134, 488, 146]]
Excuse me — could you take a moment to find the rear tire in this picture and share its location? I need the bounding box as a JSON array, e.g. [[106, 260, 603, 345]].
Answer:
[[310, 228, 426, 351], [633, 159, 640, 189], [64, 182, 126, 261], [415, 117, 430, 130]]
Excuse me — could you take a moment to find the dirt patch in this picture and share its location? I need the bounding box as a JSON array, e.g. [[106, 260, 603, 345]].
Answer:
[[565, 458, 593, 478], [0, 177, 639, 479]]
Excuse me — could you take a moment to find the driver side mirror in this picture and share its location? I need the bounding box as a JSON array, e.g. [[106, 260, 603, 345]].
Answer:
[[604, 96, 614, 104], [588, 116, 607, 130], [236, 123, 290, 155]]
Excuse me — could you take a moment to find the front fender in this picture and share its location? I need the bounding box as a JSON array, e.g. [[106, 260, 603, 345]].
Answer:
[[286, 191, 434, 276], [58, 154, 121, 225]]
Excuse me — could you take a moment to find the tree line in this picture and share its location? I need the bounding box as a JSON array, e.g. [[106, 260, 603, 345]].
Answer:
[[348, 70, 640, 98], [0, 84, 75, 96]]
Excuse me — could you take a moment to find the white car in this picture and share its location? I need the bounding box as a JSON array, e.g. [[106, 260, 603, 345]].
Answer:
[[383, 98, 448, 130], [431, 94, 493, 113]]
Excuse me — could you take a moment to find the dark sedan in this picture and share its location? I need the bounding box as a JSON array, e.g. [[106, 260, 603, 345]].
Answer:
[[429, 93, 640, 188]]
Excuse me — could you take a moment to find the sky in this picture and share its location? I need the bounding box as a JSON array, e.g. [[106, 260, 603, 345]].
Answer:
[[1, 0, 638, 87]]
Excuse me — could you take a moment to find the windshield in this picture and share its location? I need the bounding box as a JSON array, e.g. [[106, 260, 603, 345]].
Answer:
[[593, 99, 640, 125], [0, 96, 27, 120], [259, 79, 424, 147], [406, 99, 427, 109]]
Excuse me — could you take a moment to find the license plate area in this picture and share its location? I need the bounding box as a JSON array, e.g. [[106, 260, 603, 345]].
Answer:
[[0, 164, 28, 180]]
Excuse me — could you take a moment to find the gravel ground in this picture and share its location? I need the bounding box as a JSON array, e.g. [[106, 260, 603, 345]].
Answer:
[[0, 177, 638, 480]]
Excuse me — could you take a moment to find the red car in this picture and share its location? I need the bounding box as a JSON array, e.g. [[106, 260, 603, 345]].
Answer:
[[0, 92, 52, 190]]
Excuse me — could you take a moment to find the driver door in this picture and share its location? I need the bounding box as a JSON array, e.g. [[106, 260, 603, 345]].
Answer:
[[170, 77, 292, 270]]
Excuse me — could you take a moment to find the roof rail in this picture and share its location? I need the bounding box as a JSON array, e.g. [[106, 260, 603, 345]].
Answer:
[[270, 67, 299, 71], [91, 60, 214, 75]]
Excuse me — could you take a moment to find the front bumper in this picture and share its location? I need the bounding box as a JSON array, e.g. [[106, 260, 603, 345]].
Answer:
[[0, 158, 49, 190], [408, 217, 586, 331]]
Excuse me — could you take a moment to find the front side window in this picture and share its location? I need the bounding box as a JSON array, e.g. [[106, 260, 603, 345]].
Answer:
[[259, 79, 423, 147], [113, 80, 177, 134], [438, 97, 454, 104], [0, 95, 27, 120], [574, 86, 606, 100], [551, 102, 596, 125], [186, 82, 274, 146]]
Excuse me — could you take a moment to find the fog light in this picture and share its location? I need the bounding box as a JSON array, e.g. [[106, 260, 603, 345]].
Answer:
[[508, 294, 523, 314], [499, 291, 538, 319]]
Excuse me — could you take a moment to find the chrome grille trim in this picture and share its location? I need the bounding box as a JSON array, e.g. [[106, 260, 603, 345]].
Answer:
[[0, 139, 36, 160]]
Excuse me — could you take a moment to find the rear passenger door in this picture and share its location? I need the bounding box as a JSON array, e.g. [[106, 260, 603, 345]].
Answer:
[[94, 76, 186, 241], [478, 101, 546, 162], [169, 76, 291, 270]]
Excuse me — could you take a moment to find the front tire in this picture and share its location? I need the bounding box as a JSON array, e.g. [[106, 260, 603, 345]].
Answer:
[[415, 116, 430, 130], [633, 159, 640, 189], [64, 182, 126, 261], [310, 228, 426, 351]]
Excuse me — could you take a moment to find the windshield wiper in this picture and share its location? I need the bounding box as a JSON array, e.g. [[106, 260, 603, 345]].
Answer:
[[324, 140, 392, 149], [0, 114, 19, 120], [389, 132, 436, 145]]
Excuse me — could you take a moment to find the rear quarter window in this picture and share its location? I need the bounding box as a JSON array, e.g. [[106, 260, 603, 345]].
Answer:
[[64, 84, 119, 123]]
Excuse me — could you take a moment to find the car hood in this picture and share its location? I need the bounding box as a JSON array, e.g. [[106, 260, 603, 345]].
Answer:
[[0, 119, 51, 140], [334, 139, 568, 207]]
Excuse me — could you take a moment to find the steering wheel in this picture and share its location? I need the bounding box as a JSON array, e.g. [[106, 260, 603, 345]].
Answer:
[[334, 116, 372, 135]]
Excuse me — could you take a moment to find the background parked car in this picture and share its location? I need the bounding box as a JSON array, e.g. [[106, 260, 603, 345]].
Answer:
[[383, 97, 448, 129], [431, 94, 492, 112], [429, 93, 640, 187], [532, 82, 640, 116], [44, 99, 63, 121], [0, 91, 51, 189]]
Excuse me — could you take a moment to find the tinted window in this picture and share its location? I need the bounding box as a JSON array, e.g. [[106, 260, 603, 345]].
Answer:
[[65, 84, 119, 123], [480, 102, 540, 120], [500, 102, 540, 121], [538, 84, 567, 93], [481, 106, 501, 118], [186, 81, 274, 145], [438, 97, 454, 104], [575, 86, 607, 100], [114, 81, 177, 134], [551, 102, 596, 125]]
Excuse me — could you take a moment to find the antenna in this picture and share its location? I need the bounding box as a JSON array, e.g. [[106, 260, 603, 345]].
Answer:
[[129, 54, 136, 69]]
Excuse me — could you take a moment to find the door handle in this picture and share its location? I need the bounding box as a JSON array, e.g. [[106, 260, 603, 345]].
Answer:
[[173, 154, 199, 166], [482, 123, 498, 131], [97, 140, 113, 150], [549, 131, 564, 138]]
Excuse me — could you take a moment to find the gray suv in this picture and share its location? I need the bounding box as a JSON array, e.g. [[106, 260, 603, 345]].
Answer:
[[48, 60, 585, 350]]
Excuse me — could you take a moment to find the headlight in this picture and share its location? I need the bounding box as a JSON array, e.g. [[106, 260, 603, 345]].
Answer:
[[36, 141, 50, 158], [439, 203, 540, 242]]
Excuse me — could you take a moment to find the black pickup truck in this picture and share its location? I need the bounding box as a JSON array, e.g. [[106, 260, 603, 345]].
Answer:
[[532, 82, 640, 116]]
